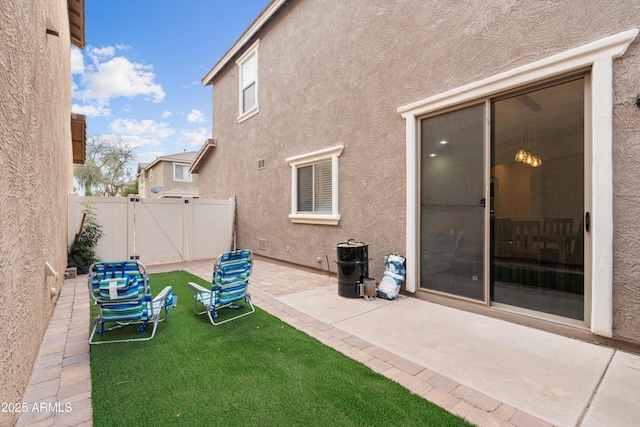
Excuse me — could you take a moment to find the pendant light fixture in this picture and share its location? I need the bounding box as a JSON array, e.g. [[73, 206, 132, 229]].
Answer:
[[514, 128, 542, 167]]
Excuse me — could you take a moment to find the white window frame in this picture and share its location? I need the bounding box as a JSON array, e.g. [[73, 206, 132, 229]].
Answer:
[[398, 29, 638, 338], [173, 162, 192, 182], [236, 39, 260, 123], [286, 145, 344, 225]]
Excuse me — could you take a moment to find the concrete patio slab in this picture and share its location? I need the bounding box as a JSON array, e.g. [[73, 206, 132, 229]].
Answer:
[[278, 286, 403, 324], [581, 350, 640, 427], [280, 287, 615, 427]]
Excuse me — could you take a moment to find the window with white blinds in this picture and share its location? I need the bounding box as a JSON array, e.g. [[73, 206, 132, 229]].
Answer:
[[297, 161, 332, 213], [297, 165, 313, 212], [314, 161, 332, 212], [236, 40, 260, 122], [286, 145, 344, 225], [241, 55, 256, 113], [242, 82, 256, 113]]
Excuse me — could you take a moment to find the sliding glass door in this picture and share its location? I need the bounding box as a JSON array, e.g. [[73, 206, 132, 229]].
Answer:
[[420, 104, 485, 301], [490, 78, 585, 320], [419, 77, 586, 321]]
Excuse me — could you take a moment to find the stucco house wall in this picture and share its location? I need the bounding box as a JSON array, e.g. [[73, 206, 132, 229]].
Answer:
[[198, 0, 640, 345], [159, 161, 199, 192], [0, 1, 75, 424], [612, 39, 640, 344]]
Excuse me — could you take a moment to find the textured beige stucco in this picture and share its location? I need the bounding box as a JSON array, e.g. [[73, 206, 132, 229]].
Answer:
[[199, 1, 640, 344], [156, 161, 199, 194], [612, 37, 640, 344], [0, 1, 73, 425]]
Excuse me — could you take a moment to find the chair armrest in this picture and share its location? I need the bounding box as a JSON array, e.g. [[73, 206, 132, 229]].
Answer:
[[153, 286, 173, 303], [188, 282, 210, 294]]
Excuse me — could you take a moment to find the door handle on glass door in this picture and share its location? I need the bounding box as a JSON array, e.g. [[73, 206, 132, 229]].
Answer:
[[585, 212, 590, 232]]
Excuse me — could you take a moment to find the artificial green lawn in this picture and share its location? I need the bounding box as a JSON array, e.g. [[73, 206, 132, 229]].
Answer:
[[90, 270, 472, 426]]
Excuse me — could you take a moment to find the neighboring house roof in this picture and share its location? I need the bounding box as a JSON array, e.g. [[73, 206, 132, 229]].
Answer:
[[201, 0, 287, 85], [190, 139, 217, 173], [159, 187, 199, 198], [137, 163, 149, 174], [141, 151, 198, 172]]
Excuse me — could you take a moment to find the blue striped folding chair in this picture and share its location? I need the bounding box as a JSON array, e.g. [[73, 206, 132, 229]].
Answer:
[[88, 260, 177, 344], [188, 249, 255, 325]]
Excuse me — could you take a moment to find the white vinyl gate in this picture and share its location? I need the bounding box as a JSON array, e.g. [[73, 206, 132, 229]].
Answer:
[[69, 194, 234, 265]]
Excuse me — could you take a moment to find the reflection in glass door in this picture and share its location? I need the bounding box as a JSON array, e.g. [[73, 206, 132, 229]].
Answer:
[[490, 78, 585, 320], [420, 104, 485, 300], [419, 78, 586, 321]]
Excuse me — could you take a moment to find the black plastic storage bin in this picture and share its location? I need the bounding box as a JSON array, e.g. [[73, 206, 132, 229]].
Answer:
[[336, 240, 369, 298]]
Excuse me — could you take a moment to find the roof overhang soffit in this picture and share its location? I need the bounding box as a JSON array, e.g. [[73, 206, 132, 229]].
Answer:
[[68, 0, 85, 49], [201, 0, 287, 86], [190, 139, 217, 173]]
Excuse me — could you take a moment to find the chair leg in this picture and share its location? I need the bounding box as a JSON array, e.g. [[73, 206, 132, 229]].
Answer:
[[193, 293, 212, 316], [155, 294, 177, 323], [89, 304, 163, 345], [136, 320, 150, 334], [89, 318, 160, 344], [210, 295, 255, 326], [89, 318, 101, 344]]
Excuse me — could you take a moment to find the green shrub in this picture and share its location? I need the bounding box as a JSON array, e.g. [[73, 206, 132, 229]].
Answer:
[[68, 203, 103, 274]]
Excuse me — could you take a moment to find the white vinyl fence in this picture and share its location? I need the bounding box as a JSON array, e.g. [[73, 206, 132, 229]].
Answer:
[[69, 194, 234, 265]]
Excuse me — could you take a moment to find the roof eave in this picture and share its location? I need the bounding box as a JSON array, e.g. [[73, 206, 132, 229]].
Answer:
[[68, 0, 85, 49], [190, 139, 217, 173], [201, 0, 288, 86], [144, 152, 197, 171]]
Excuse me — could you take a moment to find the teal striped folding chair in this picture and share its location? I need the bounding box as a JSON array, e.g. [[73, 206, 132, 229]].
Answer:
[[88, 260, 177, 344], [188, 249, 255, 325]]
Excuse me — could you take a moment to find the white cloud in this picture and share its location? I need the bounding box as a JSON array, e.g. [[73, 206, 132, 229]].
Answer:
[[93, 133, 162, 150], [71, 80, 79, 96], [121, 135, 162, 148], [72, 44, 167, 120], [73, 45, 165, 105], [110, 118, 175, 139], [187, 109, 205, 123], [87, 134, 139, 150], [136, 151, 166, 164], [161, 111, 172, 119], [182, 80, 200, 88], [78, 56, 165, 103], [88, 46, 116, 64], [70, 46, 84, 75], [71, 102, 111, 117], [176, 127, 209, 148]]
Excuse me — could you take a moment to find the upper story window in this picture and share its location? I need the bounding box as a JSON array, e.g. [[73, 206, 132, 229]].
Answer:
[[174, 163, 192, 182], [286, 145, 344, 225], [236, 40, 260, 123]]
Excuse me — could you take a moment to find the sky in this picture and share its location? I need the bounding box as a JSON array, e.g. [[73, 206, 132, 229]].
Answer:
[[72, 0, 271, 166]]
